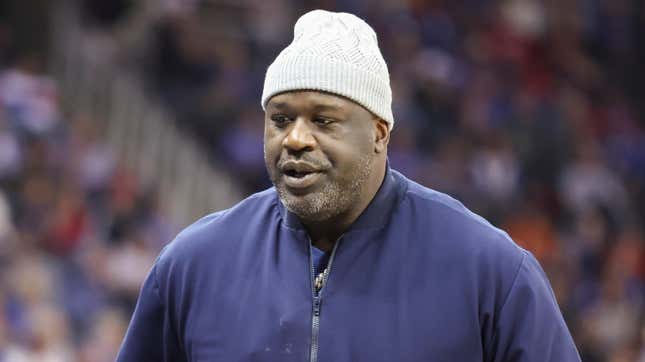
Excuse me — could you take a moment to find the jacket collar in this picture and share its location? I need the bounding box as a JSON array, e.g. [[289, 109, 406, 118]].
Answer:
[[278, 164, 406, 232]]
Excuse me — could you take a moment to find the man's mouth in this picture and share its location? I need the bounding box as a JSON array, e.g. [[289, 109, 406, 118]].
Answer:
[[284, 169, 316, 178], [279, 161, 325, 189], [282, 171, 322, 190]]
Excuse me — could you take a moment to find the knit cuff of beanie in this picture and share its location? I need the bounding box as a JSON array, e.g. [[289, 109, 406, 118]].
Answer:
[[261, 55, 393, 128]]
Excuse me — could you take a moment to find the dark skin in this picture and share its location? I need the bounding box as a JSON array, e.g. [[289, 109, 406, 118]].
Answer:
[[264, 90, 390, 252]]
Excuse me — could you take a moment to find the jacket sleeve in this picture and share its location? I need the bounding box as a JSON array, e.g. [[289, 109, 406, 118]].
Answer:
[[486, 251, 581, 362], [116, 263, 185, 362]]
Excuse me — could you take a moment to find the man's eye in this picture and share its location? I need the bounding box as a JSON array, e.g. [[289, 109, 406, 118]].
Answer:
[[313, 117, 334, 126], [271, 115, 291, 127]]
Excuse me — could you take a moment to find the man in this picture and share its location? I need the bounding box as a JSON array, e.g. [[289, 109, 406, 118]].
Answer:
[[117, 10, 581, 362]]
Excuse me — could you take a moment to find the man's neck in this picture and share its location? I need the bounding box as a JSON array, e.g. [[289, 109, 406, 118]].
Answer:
[[303, 161, 386, 253]]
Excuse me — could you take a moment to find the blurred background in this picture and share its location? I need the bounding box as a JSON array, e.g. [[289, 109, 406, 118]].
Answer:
[[0, 0, 642, 361]]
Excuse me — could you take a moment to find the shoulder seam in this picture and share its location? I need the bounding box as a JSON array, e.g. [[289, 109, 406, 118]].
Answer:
[[483, 250, 528, 353], [405, 186, 502, 234], [151, 262, 162, 299], [173, 209, 227, 241], [151, 258, 185, 356]]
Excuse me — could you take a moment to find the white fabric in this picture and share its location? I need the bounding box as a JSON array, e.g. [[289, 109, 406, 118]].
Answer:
[[261, 10, 393, 128]]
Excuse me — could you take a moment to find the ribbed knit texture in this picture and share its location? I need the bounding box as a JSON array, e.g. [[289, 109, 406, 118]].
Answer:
[[261, 10, 393, 128]]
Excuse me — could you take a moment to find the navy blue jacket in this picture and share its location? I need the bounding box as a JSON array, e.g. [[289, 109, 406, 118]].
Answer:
[[117, 168, 580, 361]]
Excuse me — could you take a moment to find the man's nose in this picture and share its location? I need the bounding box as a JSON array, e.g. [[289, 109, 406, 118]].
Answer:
[[282, 118, 316, 152]]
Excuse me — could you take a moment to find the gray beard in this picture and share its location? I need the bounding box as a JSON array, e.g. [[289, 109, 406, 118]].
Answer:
[[274, 154, 373, 222]]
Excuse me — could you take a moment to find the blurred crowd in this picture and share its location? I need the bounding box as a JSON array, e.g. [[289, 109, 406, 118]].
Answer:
[[0, 3, 176, 360], [0, 0, 644, 360]]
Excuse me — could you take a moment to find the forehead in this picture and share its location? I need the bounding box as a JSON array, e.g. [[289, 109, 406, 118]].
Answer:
[[265, 90, 369, 116]]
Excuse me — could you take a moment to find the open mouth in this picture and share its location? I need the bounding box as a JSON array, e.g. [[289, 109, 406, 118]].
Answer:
[[278, 160, 325, 189], [281, 168, 323, 189], [284, 169, 315, 179]]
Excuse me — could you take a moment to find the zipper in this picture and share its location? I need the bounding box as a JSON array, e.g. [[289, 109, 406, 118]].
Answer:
[[309, 237, 342, 362]]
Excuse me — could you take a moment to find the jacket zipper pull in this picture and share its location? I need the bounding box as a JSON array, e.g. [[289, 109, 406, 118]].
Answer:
[[314, 271, 325, 293]]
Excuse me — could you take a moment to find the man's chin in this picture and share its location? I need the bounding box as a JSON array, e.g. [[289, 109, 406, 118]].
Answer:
[[277, 188, 333, 221]]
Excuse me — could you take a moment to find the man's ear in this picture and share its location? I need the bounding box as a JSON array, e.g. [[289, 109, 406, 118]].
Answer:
[[374, 118, 390, 154]]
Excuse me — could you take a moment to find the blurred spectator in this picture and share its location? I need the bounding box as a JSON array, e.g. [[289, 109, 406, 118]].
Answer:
[[0, 54, 60, 136], [77, 308, 127, 362], [560, 139, 630, 223]]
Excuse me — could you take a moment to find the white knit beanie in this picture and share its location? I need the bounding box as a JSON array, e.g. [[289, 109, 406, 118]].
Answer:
[[261, 10, 394, 129]]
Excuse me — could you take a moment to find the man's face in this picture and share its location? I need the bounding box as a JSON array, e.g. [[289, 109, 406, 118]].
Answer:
[[264, 91, 380, 221]]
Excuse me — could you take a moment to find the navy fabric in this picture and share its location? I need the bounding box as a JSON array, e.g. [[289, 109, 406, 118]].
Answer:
[[311, 245, 329, 276], [117, 168, 581, 362]]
